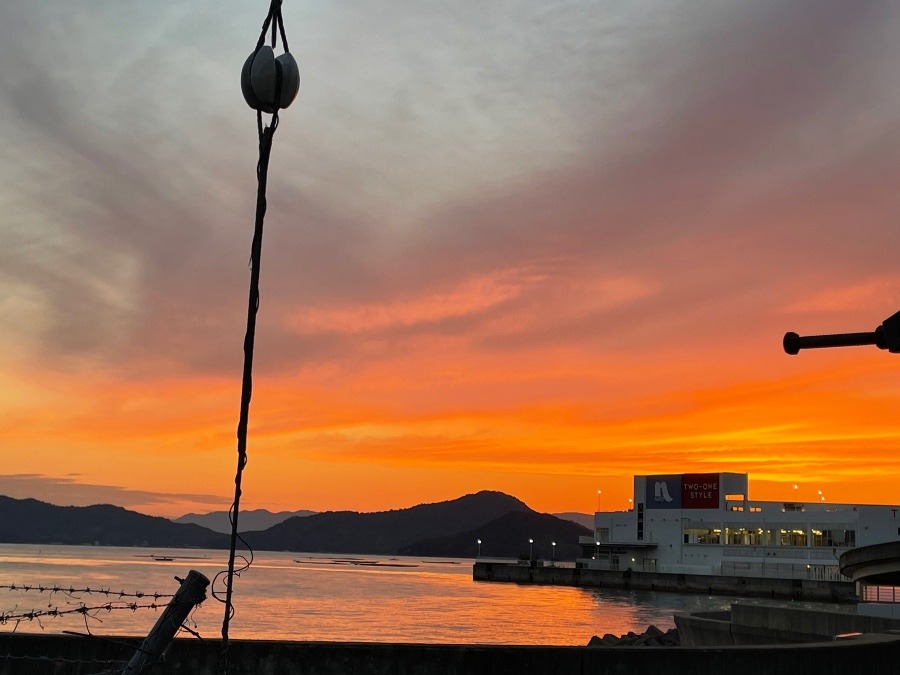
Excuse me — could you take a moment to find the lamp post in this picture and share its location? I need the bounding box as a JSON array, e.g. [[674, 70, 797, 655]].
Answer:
[[529, 538, 534, 560], [476, 539, 481, 558], [783, 310, 900, 355], [551, 541, 556, 564], [596, 489, 602, 511]]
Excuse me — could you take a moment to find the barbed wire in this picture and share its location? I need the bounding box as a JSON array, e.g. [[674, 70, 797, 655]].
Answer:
[[0, 602, 206, 673], [0, 600, 165, 630], [0, 583, 175, 600]]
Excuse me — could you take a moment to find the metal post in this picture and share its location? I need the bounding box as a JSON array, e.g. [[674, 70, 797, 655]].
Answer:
[[783, 309, 900, 355], [123, 570, 210, 674]]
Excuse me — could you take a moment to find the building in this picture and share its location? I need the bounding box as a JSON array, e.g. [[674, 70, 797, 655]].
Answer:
[[578, 472, 900, 581]]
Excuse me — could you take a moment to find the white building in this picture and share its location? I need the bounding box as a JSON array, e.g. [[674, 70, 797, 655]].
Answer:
[[578, 472, 900, 580]]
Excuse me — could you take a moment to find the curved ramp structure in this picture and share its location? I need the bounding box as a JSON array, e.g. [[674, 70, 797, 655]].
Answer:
[[840, 541, 900, 585]]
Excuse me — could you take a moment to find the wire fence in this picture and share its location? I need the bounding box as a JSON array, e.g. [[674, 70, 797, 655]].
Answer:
[[0, 578, 205, 674]]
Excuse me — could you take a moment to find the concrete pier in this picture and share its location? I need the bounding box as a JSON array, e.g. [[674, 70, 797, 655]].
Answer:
[[473, 561, 856, 602]]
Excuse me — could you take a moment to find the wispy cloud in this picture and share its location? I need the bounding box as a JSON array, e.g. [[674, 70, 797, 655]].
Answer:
[[1, 0, 899, 513], [0, 474, 222, 512]]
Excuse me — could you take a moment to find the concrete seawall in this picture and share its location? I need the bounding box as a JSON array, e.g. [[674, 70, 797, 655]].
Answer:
[[473, 562, 856, 602], [675, 601, 900, 646], [0, 632, 899, 675]]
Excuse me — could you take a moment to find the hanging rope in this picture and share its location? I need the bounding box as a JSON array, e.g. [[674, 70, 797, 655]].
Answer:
[[215, 2, 298, 672]]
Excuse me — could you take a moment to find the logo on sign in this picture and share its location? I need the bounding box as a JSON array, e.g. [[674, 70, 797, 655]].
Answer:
[[654, 482, 673, 503], [645, 475, 682, 509]]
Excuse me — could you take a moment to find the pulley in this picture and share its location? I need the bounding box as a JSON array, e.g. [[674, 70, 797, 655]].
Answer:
[[241, 45, 300, 113]]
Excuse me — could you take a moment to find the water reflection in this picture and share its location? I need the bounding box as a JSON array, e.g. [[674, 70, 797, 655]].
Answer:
[[0, 545, 729, 644]]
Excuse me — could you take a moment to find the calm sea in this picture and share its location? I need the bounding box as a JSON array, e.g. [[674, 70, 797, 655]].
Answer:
[[0, 544, 729, 644]]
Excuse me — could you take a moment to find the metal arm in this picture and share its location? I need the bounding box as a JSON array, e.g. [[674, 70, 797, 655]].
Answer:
[[783, 310, 900, 355]]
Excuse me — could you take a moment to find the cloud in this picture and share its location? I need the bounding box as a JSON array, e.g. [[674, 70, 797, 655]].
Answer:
[[2, 0, 898, 377], [0, 474, 222, 511], [2, 1, 900, 511]]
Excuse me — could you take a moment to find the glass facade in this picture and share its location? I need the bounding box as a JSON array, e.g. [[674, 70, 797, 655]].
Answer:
[[683, 527, 721, 544], [724, 526, 772, 546], [811, 527, 856, 547], [779, 528, 808, 547]]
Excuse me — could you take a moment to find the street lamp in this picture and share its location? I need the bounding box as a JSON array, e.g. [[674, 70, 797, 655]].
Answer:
[[596, 489, 602, 511], [476, 539, 481, 558], [529, 538, 534, 560], [551, 541, 556, 564]]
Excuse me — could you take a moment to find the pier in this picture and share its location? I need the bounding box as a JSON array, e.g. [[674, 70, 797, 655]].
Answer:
[[473, 561, 856, 602]]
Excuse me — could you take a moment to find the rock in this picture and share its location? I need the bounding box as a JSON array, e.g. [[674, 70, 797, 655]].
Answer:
[[587, 625, 681, 647]]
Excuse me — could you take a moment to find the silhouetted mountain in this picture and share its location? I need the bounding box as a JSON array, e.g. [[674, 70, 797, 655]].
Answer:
[[554, 512, 594, 529], [0, 496, 227, 548], [0, 491, 582, 558], [401, 510, 591, 561], [243, 490, 531, 554], [174, 508, 316, 533]]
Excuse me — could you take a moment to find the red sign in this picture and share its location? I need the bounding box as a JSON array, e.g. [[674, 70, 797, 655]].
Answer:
[[681, 473, 719, 509]]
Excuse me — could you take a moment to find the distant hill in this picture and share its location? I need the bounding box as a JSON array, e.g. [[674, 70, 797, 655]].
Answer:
[[0, 496, 226, 548], [0, 491, 587, 559], [554, 512, 594, 530], [401, 510, 591, 561], [242, 490, 531, 555], [174, 508, 316, 534]]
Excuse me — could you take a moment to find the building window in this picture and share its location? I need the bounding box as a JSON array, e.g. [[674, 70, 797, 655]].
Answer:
[[811, 528, 855, 547], [684, 527, 721, 545], [780, 528, 808, 547], [783, 503, 805, 512], [596, 528, 610, 543], [725, 527, 751, 544], [724, 526, 771, 546]]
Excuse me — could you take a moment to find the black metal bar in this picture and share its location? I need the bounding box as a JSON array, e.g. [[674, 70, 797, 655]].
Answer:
[[783, 331, 880, 355], [784, 310, 900, 355]]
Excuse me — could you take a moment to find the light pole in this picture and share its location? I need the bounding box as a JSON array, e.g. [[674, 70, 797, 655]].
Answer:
[[476, 539, 481, 558], [529, 538, 534, 560], [551, 541, 556, 564], [596, 489, 602, 511]]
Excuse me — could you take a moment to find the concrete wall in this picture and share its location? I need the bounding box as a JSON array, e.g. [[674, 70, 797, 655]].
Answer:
[[474, 562, 856, 602], [857, 505, 900, 547], [675, 601, 900, 647], [0, 632, 899, 675], [731, 602, 900, 641]]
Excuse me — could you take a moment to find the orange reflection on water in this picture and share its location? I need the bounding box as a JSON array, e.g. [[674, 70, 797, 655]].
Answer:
[[0, 546, 728, 644]]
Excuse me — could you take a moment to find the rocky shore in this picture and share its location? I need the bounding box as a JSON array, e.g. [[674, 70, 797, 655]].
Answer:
[[588, 624, 680, 647]]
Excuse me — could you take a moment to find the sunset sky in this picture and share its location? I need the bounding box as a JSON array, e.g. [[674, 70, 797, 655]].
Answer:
[[1, 1, 899, 518]]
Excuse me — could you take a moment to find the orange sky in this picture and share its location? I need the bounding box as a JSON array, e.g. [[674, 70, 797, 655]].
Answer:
[[2, 1, 900, 518]]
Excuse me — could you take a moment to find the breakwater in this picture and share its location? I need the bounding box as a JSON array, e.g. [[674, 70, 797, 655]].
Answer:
[[0, 632, 898, 675], [473, 562, 856, 602]]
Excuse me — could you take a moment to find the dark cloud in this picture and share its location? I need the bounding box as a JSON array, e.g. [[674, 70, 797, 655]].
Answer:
[[0, 474, 222, 510], [2, 0, 898, 378]]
